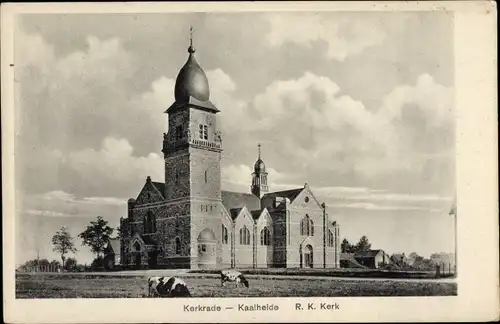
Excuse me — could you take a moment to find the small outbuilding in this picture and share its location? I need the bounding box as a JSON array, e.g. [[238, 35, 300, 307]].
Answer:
[[354, 249, 391, 269], [103, 238, 121, 271]]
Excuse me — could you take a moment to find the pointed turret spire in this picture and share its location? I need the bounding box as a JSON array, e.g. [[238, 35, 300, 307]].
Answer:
[[251, 142, 269, 198]]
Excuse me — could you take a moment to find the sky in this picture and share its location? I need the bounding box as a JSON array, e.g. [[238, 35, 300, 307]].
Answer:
[[14, 12, 456, 266]]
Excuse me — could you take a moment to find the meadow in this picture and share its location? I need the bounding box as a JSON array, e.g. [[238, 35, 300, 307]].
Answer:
[[16, 273, 457, 298]]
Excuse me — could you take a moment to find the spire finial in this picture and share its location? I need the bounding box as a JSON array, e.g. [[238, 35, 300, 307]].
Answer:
[[188, 25, 195, 53], [258, 143, 261, 159]]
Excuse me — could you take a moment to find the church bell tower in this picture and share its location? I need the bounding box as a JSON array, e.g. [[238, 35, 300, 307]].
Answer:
[[161, 26, 223, 269], [251, 143, 269, 198]]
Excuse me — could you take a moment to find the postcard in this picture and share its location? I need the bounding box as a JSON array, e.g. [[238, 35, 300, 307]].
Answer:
[[2, 1, 498, 323]]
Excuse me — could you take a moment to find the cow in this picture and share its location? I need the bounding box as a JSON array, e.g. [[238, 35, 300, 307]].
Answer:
[[220, 270, 249, 288], [147, 276, 191, 297]]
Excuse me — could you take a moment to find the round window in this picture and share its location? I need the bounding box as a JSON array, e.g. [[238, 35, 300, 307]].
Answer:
[[305, 196, 309, 203]]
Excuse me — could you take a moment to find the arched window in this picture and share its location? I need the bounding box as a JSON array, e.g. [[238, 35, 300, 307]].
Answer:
[[260, 226, 271, 246], [300, 215, 314, 236], [145, 211, 156, 233], [246, 227, 250, 245], [221, 224, 228, 244], [328, 229, 334, 247], [239, 225, 250, 245], [204, 170, 208, 183], [174, 237, 181, 255]]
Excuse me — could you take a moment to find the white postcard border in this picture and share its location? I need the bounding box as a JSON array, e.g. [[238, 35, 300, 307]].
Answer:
[[2, 1, 498, 323]]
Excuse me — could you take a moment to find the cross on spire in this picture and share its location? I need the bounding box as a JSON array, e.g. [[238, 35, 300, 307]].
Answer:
[[258, 143, 261, 159], [188, 25, 196, 53], [189, 25, 193, 46]]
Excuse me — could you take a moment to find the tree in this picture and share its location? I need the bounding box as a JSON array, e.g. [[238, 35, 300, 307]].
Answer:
[[65, 257, 78, 271], [341, 238, 355, 253], [115, 224, 122, 239], [354, 235, 371, 252], [52, 226, 77, 267], [78, 216, 114, 258]]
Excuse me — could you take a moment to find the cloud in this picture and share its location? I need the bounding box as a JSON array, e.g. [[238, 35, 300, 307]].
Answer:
[[63, 137, 164, 197], [329, 202, 442, 212], [265, 13, 386, 61], [214, 70, 453, 196], [20, 190, 126, 220], [314, 186, 452, 203]]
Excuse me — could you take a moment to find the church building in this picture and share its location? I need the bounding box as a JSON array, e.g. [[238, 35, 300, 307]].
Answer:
[[119, 35, 341, 270]]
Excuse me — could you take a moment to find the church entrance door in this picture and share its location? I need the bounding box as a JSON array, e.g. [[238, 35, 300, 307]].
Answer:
[[148, 251, 158, 269], [303, 244, 313, 268], [135, 253, 141, 269]]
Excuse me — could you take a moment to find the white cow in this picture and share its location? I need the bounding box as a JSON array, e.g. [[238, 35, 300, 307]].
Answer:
[[147, 276, 191, 297], [220, 270, 249, 288]]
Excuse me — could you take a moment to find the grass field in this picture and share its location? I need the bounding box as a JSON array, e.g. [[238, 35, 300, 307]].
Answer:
[[16, 274, 457, 298]]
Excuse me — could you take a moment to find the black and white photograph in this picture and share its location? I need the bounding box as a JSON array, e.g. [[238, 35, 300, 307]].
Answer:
[[2, 1, 498, 323]]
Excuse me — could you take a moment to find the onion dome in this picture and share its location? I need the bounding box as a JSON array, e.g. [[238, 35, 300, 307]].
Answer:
[[254, 159, 266, 173], [253, 143, 266, 173], [174, 35, 210, 103]]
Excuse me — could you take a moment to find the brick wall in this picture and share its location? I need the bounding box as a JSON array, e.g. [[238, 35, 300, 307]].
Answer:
[[165, 151, 191, 200]]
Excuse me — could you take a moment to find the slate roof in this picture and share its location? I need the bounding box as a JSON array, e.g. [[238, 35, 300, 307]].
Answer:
[[152, 182, 165, 198], [229, 208, 243, 221], [340, 253, 367, 268], [107, 238, 120, 255], [354, 249, 385, 259], [221, 190, 261, 212], [391, 253, 407, 262], [262, 188, 304, 203], [250, 210, 262, 221], [141, 235, 156, 245]]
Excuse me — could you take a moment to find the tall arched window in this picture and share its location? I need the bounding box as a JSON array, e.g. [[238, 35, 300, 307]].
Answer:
[[221, 224, 228, 244], [260, 226, 271, 246], [300, 215, 314, 236], [239, 225, 250, 245], [145, 211, 156, 233], [204, 170, 208, 183], [174, 237, 181, 255], [328, 229, 334, 247]]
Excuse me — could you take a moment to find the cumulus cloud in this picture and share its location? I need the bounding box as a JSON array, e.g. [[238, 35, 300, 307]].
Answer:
[[265, 13, 386, 61], [63, 137, 164, 197], [215, 71, 453, 196]]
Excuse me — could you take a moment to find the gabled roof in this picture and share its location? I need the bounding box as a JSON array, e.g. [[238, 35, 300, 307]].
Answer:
[[222, 190, 261, 212], [262, 188, 304, 203], [107, 238, 120, 255], [135, 178, 165, 204], [229, 208, 243, 221], [340, 253, 368, 268], [250, 210, 261, 221], [141, 235, 156, 246], [152, 182, 165, 198], [391, 253, 407, 261], [354, 249, 385, 258]]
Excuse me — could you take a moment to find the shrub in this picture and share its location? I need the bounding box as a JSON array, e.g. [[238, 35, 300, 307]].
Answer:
[[90, 257, 105, 271]]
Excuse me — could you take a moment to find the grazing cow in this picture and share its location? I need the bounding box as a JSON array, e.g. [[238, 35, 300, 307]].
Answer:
[[148, 276, 191, 297], [220, 270, 249, 288]]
